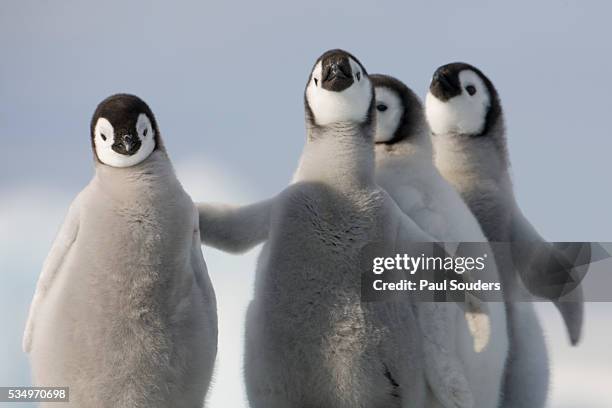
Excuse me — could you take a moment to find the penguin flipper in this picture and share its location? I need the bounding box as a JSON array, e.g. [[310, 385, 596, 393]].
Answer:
[[553, 298, 583, 346], [419, 303, 475, 408], [197, 197, 274, 254], [191, 208, 215, 296], [464, 292, 491, 353], [421, 260, 480, 408], [23, 196, 81, 353], [510, 207, 584, 345], [391, 202, 474, 408]]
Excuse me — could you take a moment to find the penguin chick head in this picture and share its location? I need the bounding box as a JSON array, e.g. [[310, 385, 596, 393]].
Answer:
[[91, 94, 160, 167], [305, 49, 373, 127], [370, 74, 427, 146], [425, 62, 501, 137]]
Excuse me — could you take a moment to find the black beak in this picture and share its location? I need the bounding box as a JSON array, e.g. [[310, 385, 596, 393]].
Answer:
[[321, 57, 354, 92], [430, 68, 461, 101], [112, 133, 141, 156]]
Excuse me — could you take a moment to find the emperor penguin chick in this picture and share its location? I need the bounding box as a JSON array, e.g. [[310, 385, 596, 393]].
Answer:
[[243, 49, 426, 408], [372, 74, 508, 408], [23, 94, 217, 407], [424, 62, 582, 408]]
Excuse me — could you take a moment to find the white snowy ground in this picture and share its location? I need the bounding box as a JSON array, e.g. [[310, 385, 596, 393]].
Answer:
[[0, 158, 610, 407]]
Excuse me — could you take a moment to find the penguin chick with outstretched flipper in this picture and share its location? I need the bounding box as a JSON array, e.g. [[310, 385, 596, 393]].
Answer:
[[425, 62, 582, 407], [372, 74, 508, 408], [245, 49, 427, 408], [23, 94, 217, 408]]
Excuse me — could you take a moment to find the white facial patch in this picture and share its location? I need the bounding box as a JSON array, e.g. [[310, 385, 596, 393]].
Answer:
[[93, 113, 156, 167], [305, 58, 372, 126], [425, 70, 490, 136], [373, 87, 403, 143]]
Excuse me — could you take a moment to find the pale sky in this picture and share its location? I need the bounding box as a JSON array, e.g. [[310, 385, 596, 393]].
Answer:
[[1, 1, 611, 407]]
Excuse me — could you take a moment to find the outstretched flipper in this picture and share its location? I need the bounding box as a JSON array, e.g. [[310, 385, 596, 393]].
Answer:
[[510, 207, 585, 345], [197, 197, 274, 254], [23, 196, 81, 353]]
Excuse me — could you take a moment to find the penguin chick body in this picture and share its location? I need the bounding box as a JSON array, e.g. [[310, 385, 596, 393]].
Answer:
[[23, 94, 217, 408], [425, 63, 561, 408], [242, 49, 430, 408]]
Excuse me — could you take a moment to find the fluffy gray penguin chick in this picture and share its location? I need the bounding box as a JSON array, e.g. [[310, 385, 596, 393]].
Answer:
[[23, 94, 218, 408], [425, 62, 583, 407], [372, 74, 508, 408], [244, 49, 426, 408]]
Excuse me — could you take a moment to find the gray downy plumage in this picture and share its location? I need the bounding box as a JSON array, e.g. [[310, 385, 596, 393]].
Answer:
[[371, 74, 508, 408], [424, 62, 579, 408], [23, 94, 217, 408], [245, 49, 427, 408]]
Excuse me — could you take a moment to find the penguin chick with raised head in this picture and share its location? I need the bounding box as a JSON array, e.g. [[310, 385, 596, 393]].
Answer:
[[23, 94, 218, 408], [424, 62, 583, 407], [372, 74, 508, 408], [243, 48, 427, 408]]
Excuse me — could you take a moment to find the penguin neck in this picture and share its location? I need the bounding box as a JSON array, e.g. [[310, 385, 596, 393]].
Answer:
[[293, 122, 375, 190], [93, 150, 178, 196], [432, 124, 511, 194], [374, 140, 437, 191], [375, 131, 434, 164]]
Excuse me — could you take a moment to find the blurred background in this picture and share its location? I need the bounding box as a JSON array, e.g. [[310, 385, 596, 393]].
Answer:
[[1, 1, 610, 407]]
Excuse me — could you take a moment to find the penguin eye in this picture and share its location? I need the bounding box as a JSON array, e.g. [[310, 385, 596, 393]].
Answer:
[[100, 133, 107, 141], [356, 72, 361, 81], [313, 78, 319, 86], [466, 85, 477, 96], [376, 104, 388, 112], [143, 128, 148, 137]]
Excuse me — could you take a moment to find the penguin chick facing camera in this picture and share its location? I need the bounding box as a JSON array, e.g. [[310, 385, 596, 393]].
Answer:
[[243, 48, 429, 408], [23, 94, 217, 408]]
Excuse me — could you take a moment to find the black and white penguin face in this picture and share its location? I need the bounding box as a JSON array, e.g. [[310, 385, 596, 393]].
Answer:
[[305, 49, 373, 126], [425, 63, 494, 136], [373, 86, 403, 143], [370, 74, 425, 145], [91, 94, 158, 167]]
